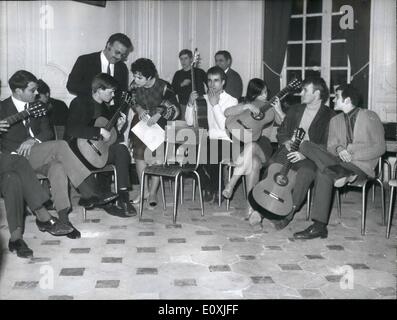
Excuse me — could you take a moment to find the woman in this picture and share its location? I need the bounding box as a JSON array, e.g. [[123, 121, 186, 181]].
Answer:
[[129, 58, 180, 208], [222, 79, 285, 212]]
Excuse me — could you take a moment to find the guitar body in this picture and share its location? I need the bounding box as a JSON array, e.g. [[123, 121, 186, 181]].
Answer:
[[251, 163, 297, 217], [225, 107, 271, 143], [196, 97, 208, 129], [75, 116, 117, 169]]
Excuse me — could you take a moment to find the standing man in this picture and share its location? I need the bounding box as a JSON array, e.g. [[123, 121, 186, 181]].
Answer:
[[186, 66, 238, 202], [293, 84, 386, 239], [172, 49, 207, 121], [214, 50, 243, 100], [67, 33, 133, 99], [249, 77, 335, 229]]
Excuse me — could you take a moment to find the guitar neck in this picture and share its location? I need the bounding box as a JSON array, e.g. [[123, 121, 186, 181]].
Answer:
[[278, 137, 303, 176], [4, 110, 30, 125]]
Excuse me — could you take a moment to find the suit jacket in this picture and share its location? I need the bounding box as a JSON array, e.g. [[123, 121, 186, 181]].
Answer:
[[66, 51, 129, 98], [225, 68, 243, 100], [0, 97, 54, 153], [277, 103, 335, 147], [327, 109, 385, 177]]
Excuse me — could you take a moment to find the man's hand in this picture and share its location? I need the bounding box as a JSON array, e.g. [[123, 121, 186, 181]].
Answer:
[[100, 128, 111, 142], [208, 88, 220, 106], [0, 120, 10, 134], [117, 112, 127, 131], [146, 113, 161, 127], [287, 151, 306, 163], [188, 91, 198, 106], [180, 79, 191, 87], [17, 138, 36, 157], [338, 149, 352, 162]]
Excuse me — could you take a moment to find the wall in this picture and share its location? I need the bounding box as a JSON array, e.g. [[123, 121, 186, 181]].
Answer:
[[0, 0, 263, 105]]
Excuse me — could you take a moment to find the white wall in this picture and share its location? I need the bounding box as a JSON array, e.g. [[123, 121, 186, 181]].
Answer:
[[0, 0, 263, 105]]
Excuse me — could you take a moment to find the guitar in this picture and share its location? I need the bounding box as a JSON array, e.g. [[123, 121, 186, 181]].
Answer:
[[71, 91, 135, 169], [225, 79, 301, 143], [250, 128, 306, 217], [2, 101, 49, 126], [191, 48, 208, 129]]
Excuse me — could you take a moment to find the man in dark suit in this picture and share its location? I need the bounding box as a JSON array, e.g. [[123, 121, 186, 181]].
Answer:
[[215, 50, 243, 100], [249, 77, 335, 230], [67, 33, 133, 99], [0, 70, 118, 239]]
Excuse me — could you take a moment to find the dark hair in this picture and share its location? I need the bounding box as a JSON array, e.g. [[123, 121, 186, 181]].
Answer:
[[106, 33, 133, 50], [8, 70, 37, 92], [179, 49, 193, 59], [302, 76, 329, 102], [207, 66, 226, 82], [246, 78, 267, 102], [91, 73, 119, 93], [215, 50, 232, 61], [130, 58, 158, 79], [37, 79, 50, 95], [335, 83, 361, 107]]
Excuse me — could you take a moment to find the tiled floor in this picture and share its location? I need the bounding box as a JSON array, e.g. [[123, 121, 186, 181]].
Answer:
[[0, 182, 396, 300]]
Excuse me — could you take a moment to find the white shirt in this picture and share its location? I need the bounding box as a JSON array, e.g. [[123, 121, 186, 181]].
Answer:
[[11, 96, 40, 141], [185, 90, 237, 141], [100, 51, 114, 76]]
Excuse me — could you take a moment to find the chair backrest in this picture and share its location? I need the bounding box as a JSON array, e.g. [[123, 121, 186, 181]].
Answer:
[[164, 124, 207, 170]]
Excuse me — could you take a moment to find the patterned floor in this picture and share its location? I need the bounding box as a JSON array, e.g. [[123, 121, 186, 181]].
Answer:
[[0, 182, 396, 300]]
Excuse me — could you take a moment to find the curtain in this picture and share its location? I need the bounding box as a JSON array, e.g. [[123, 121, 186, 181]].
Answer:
[[263, 0, 292, 97]]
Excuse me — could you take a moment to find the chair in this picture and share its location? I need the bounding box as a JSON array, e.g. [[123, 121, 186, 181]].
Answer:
[[386, 179, 396, 239], [335, 158, 386, 236], [218, 159, 247, 210], [139, 125, 206, 224]]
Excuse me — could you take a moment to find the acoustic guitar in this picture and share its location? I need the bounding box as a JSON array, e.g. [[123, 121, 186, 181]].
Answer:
[[191, 48, 208, 129], [250, 128, 306, 217], [71, 91, 134, 169], [2, 101, 49, 126], [225, 79, 301, 143]]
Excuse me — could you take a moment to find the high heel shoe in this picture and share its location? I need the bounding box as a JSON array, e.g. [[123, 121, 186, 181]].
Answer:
[[222, 183, 234, 199]]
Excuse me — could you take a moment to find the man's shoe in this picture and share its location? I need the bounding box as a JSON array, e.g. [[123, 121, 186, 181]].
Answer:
[[324, 165, 358, 188], [65, 223, 81, 239], [36, 217, 73, 236], [293, 224, 328, 240], [102, 203, 132, 218], [8, 239, 33, 258], [78, 192, 119, 209], [118, 199, 137, 217], [273, 209, 295, 230]]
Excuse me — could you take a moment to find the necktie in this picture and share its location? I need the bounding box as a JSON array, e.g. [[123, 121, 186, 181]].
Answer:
[[107, 63, 111, 75]]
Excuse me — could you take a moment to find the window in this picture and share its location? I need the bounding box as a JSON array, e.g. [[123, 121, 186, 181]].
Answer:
[[282, 0, 351, 108]]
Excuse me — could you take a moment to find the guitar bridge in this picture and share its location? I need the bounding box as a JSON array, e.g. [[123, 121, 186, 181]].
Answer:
[[87, 140, 102, 156], [263, 190, 285, 203]]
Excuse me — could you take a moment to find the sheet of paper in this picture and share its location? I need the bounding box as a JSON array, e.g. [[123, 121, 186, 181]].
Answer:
[[131, 119, 165, 151]]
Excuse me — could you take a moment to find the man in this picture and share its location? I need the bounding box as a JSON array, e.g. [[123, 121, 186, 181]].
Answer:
[[293, 84, 386, 239], [172, 49, 207, 121], [67, 33, 133, 99], [0, 70, 118, 239], [249, 77, 335, 229], [186, 66, 238, 201], [215, 50, 243, 100], [36, 79, 69, 138], [65, 73, 136, 217], [0, 120, 73, 258]]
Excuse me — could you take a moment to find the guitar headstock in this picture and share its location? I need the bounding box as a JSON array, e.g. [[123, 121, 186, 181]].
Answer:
[[292, 128, 306, 144], [286, 78, 302, 92], [121, 90, 136, 107], [27, 101, 48, 118], [192, 48, 201, 68]]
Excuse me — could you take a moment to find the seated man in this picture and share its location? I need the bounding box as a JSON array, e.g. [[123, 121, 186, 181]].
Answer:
[[0, 120, 72, 258], [65, 73, 136, 217], [0, 70, 118, 239], [249, 77, 335, 229], [294, 84, 386, 239]]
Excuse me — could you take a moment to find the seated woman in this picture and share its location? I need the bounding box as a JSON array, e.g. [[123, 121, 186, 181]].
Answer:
[[129, 58, 180, 208], [222, 79, 285, 213]]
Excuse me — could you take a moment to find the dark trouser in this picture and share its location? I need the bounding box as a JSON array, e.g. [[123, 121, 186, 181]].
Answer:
[[300, 141, 366, 224], [0, 154, 50, 233], [269, 146, 317, 210]]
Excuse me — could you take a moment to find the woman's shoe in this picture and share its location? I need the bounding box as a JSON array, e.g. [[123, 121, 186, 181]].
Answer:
[[131, 192, 149, 205], [222, 183, 234, 199], [147, 194, 158, 209]]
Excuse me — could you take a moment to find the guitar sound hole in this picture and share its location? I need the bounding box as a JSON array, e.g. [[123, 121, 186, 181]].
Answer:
[[274, 173, 288, 186], [251, 112, 264, 120]]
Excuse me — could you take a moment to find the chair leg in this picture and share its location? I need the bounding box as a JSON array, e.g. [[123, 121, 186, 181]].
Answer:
[[376, 179, 386, 226], [139, 171, 146, 220], [82, 207, 87, 222], [192, 179, 196, 202], [226, 165, 232, 211], [306, 188, 311, 220], [194, 171, 204, 217], [336, 188, 341, 218], [173, 174, 180, 224], [160, 176, 166, 210], [113, 167, 118, 192], [386, 186, 395, 239], [218, 163, 222, 207], [361, 183, 368, 236], [242, 175, 247, 200], [180, 176, 184, 204]]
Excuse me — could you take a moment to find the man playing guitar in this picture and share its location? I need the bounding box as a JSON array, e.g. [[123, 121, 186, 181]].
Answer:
[[249, 77, 335, 230]]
